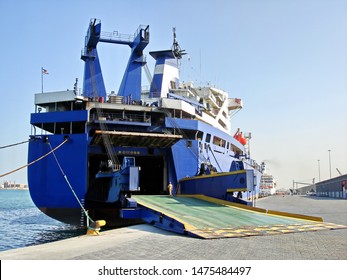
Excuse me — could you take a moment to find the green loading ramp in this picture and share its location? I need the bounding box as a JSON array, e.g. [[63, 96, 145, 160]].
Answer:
[[124, 195, 347, 239]]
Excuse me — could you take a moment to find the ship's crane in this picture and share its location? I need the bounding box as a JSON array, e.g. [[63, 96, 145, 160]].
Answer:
[[81, 19, 149, 101]]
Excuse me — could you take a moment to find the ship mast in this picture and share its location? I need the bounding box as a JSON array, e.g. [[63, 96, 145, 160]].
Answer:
[[172, 27, 186, 59]]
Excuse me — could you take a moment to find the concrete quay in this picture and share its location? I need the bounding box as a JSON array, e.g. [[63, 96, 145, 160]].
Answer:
[[0, 195, 346, 260]]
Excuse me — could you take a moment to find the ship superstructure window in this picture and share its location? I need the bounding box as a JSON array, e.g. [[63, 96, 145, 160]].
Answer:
[[205, 133, 211, 143], [196, 131, 203, 140], [183, 130, 203, 140], [230, 143, 243, 156], [213, 136, 226, 147], [170, 81, 176, 89]]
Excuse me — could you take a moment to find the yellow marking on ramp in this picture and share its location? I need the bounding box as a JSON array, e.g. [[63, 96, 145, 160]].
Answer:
[[267, 210, 323, 222]]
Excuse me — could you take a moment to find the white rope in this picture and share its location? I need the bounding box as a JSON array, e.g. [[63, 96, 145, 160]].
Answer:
[[0, 139, 32, 149], [0, 139, 68, 178], [48, 142, 95, 225]]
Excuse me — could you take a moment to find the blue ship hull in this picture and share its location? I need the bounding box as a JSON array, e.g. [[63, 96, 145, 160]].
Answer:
[[28, 118, 261, 226]]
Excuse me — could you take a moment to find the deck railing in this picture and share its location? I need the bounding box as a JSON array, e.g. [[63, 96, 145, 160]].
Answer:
[[92, 112, 151, 124]]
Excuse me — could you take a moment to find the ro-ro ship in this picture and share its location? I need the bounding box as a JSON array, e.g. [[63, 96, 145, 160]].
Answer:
[[28, 19, 262, 226]]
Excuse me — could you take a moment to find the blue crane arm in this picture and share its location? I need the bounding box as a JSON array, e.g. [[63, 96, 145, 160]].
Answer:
[[81, 19, 149, 101]]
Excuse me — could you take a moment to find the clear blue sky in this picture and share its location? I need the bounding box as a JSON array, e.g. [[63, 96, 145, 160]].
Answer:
[[0, 0, 346, 188]]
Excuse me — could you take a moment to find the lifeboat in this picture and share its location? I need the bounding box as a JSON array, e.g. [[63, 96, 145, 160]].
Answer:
[[239, 136, 247, 145], [233, 129, 247, 145]]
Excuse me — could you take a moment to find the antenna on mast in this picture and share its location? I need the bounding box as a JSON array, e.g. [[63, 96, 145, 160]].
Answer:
[[172, 27, 186, 59]]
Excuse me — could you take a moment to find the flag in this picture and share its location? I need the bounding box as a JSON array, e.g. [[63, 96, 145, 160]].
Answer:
[[42, 68, 49, 75]]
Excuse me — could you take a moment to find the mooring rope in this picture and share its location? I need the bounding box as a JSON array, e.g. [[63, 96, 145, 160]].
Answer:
[[47, 142, 95, 225], [0, 139, 32, 149], [0, 138, 68, 178]]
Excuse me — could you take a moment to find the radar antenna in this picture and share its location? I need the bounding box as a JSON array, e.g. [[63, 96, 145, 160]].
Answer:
[[172, 27, 186, 59]]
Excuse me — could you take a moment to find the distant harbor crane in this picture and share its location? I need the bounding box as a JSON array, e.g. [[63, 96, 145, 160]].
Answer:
[[292, 179, 315, 194]]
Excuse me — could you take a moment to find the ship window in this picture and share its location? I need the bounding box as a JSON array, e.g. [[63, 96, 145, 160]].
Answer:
[[196, 131, 203, 140], [170, 81, 176, 89], [213, 136, 226, 147], [183, 130, 201, 140], [205, 133, 211, 143], [186, 140, 192, 147]]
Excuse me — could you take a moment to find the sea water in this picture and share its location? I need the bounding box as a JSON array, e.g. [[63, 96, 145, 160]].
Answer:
[[0, 189, 84, 252]]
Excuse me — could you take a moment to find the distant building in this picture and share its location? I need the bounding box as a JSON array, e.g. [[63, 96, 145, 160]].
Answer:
[[275, 189, 290, 195], [295, 174, 347, 199], [316, 174, 347, 199], [2, 181, 28, 189], [296, 184, 316, 195]]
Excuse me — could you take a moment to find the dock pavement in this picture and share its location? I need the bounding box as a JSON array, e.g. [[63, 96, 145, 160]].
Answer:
[[0, 195, 346, 260]]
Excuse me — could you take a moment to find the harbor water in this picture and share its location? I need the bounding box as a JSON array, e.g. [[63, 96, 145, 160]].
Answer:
[[0, 189, 84, 252]]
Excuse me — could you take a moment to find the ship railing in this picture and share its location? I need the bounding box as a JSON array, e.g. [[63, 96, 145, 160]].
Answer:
[[141, 85, 150, 92], [92, 112, 151, 124], [81, 48, 96, 59], [100, 31, 135, 43], [134, 25, 149, 38], [99, 25, 148, 44]]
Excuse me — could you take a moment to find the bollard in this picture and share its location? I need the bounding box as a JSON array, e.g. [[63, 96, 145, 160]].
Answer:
[[86, 220, 106, 235]]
